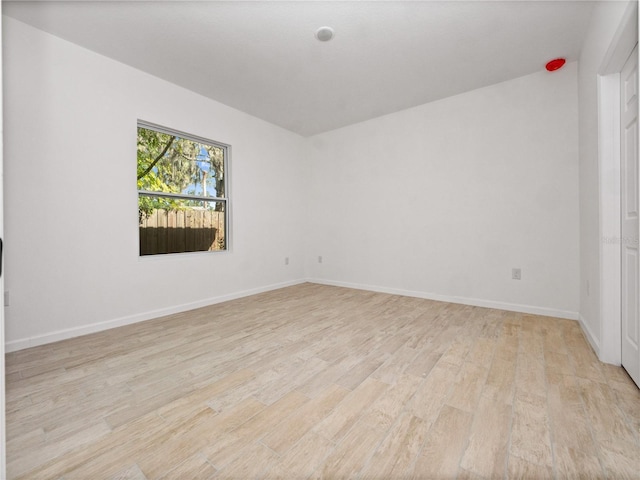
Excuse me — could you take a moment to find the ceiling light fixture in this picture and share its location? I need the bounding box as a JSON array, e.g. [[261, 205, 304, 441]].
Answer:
[[315, 26, 334, 42], [545, 58, 566, 72]]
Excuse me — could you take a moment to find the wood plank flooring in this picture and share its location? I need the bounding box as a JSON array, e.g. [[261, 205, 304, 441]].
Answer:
[[5, 283, 640, 479]]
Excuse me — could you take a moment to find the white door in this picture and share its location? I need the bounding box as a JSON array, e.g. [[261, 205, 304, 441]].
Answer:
[[621, 44, 640, 388], [0, 11, 5, 475], [0, 11, 6, 475]]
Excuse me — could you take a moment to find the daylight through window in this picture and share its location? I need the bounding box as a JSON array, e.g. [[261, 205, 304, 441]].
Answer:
[[137, 122, 229, 255]]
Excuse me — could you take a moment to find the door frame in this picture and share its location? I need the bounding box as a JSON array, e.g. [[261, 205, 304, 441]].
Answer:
[[598, 0, 638, 365]]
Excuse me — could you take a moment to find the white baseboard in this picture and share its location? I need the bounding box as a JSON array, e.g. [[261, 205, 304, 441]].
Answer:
[[578, 313, 601, 357], [306, 278, 579, 320], [5, 279, 306, 352], [6, 278, 580, 352]]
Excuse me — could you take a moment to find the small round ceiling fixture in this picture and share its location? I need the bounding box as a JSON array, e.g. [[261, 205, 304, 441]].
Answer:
[[316, 26, 334, 42], [545, 58, 566, 72]]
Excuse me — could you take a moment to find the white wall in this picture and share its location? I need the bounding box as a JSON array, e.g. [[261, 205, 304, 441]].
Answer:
[[4, 15, 586, 351], [306, 65, 580, 318], [3, 17, 308, 350], [578, 0, 634, 360]]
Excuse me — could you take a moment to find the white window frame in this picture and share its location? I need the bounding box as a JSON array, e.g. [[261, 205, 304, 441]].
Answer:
[[137, 120, 231, 255]]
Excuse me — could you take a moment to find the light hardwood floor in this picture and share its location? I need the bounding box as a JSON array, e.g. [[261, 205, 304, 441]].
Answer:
[[5, 283, 640, 479]]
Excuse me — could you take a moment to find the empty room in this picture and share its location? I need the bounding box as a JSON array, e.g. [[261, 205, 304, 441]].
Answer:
[[1, 0, 639, 478]]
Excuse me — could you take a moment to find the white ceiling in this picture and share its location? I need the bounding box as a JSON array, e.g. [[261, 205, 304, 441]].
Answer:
[[3, 1, 595, 136]]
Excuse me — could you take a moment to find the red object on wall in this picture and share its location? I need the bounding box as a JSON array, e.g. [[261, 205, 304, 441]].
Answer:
[[545, 58, 566, 72]]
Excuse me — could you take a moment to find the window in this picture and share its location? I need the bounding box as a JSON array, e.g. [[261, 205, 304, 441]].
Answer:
[[137, 122, 229, 255]]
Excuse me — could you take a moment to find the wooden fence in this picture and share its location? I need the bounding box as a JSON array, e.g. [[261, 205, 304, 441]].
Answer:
[[139, 209, 225, 255]]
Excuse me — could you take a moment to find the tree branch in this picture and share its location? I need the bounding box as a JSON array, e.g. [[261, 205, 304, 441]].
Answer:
[[137, 135, 176, 180]]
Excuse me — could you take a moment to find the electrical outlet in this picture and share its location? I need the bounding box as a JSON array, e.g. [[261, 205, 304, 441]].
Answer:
[[512, 268, 521, 280], [284, 257, 289, 265], [318, 256, 323, 264], [4, 291, 9, 307]]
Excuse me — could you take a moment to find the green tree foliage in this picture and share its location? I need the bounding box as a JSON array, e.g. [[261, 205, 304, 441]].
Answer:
[[137, 127, 225, 222]]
